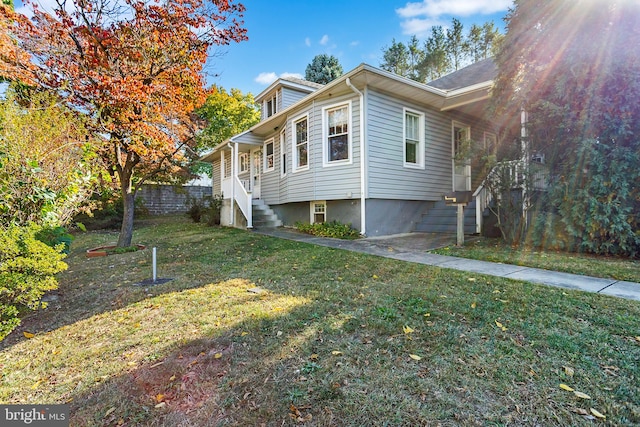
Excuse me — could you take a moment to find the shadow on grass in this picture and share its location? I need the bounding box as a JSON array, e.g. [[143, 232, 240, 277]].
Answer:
[[3, 217, 640, 425], [0, 217, 287, 350]]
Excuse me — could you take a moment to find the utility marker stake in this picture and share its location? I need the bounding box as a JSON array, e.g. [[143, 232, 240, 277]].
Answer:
[[152, 247, 157, 283]]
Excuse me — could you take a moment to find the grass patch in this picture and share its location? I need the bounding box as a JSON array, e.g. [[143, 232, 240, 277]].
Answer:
[[1, 216, 639, 426], [432, 237, 640, 282]]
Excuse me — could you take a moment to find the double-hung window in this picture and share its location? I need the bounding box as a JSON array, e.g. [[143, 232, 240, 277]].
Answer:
[[311, 201, 326, 224], [265, 94, 277, 119], [264, 139, 274, 172], [404, 108, 425, 168], [239, 153, 249, 173], [294, 115, 309, 170], [324, 103, 351, 165]]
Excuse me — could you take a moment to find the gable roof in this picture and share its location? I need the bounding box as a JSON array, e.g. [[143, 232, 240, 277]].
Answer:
[[427, 58, 497, 91], [201, 62, 495, 162], [255, 77, 323, 103]]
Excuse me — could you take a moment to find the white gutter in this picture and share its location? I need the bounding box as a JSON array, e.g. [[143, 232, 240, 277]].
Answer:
[[346, 77, 366, 236]]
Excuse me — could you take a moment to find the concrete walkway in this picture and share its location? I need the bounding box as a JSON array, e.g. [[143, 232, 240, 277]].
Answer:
[[254, 228, 640, 302]]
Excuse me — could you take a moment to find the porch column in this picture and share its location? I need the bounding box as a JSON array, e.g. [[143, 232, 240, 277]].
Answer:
[[520, 108, 529, 229]]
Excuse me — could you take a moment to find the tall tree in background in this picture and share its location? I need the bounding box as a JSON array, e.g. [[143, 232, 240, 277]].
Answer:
[[380, 18, 503, 83], [197, 86, 260, 151], [380, 39, 410, 76], [492, 0, 640, 255], [305, 54, 343, 84], [5, 0, 247, 247], [420, 25, 449, 81]]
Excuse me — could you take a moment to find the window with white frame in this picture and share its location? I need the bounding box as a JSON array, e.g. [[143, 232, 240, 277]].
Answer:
[[484, 131, 497, 156], [311, 201, 326, 224], [265, 94, 277, 118], [264, 139, 274, 171], [324, 103, 350, 164], [453, 123, 471, 159], [280, 129, 287, 177], [404, 108, 425, 168], [294, 115, 309, 170], [239, 153, 249, 173]]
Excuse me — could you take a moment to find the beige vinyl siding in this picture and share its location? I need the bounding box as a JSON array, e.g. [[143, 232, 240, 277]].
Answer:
[[367, 89, 451, 200]]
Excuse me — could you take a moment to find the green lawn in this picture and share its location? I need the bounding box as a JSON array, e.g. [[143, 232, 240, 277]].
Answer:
[[432, 238, 640, 283], [1, 216, 639, 426]]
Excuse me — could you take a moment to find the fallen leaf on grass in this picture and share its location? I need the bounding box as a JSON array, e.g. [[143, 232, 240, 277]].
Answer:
[[569, 407, 589, 416], [104, 408, 116, 418], [424, 312, 431, 317], [409, 354, 422, 361], [564, 366, 575, 377], [495, 320, 507, 331], [574, 391, 591, 399], [471, 302, 477, 309], [331, 351, 343, 356], [23, 331, 35, 339], [154, 402, 166, 409], [590, 408, 606, 419], [559, 383, 575, 392], [403, 325, 414, 334], [214, 353, 222, 359], [635, 336, 640, 343], [372, 274, 379, 279], [467, 277, 476, 282]]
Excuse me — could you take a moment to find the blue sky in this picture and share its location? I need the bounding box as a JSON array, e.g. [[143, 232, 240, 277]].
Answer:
[[15, 0, 513, 96], [207, 0, 513, 96]]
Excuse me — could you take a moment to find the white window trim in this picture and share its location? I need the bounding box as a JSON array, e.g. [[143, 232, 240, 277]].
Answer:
[[310, 201, 327, 224], [264, 93, 277, 119], [239, 152, 249, 173], [322, 101, 353, 167], [452, 121, 471, 158], [292, 112, 310, 172], [263, 138, 275, 173], [483, 131, 497, 155], [280, 128, 287, 177], [403, 107, 426, 169]]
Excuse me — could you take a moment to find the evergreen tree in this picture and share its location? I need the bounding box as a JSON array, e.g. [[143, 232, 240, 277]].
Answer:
[[304, 54, 343, 84], [492, 0, 640, 255]]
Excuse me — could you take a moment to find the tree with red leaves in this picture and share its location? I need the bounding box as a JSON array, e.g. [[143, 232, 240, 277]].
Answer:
[[4, 0, 247, 246]]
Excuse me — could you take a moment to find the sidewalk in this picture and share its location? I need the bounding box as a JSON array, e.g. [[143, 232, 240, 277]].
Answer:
[[254, 228, 640, 302]]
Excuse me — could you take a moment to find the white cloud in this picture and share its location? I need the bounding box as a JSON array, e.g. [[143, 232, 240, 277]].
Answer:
[[319, 35, 330, 46], [305, 37, 311, 47], [349, 41, 360, 47], [255, 72, 278, 85], [396, 0, 511, 35], [255, 72, 304, 85], [280, 72, 304, 80]]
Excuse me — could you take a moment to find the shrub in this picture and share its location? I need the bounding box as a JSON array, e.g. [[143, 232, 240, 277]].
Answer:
[[186, 194, 223, 226], [35, 226, 74, 254], [295, 220, 361, 239], [0, 224, 67, 340]]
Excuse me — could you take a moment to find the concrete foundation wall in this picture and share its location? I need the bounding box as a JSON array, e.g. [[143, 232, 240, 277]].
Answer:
[[365, 199, 435, 237]]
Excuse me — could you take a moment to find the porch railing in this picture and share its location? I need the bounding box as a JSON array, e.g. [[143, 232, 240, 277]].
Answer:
[[233, 175, 252, 228], [473, 160, 547, 234]]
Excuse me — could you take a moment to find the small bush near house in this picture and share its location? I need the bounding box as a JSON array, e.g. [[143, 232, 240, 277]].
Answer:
[[0, 224, 67, 340], [186, 194, 223, 226], [295, 220, 361, 239]]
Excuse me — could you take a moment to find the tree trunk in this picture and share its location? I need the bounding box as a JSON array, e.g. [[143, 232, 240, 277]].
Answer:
[[118, 190, 135, 247]]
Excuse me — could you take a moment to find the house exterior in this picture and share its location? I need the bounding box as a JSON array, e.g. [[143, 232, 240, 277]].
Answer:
[[202, 59, 514, 237]]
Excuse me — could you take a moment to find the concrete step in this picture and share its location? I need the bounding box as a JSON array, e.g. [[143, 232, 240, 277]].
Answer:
[[414, 200, 477, 234]]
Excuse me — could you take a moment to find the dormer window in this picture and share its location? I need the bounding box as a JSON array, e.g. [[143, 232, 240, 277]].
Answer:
[[265, 94, 277, 118]]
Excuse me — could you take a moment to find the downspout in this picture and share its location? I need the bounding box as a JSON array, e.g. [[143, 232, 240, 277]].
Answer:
[[346, 77, 366, 235], [227, 143, 235, 226]]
